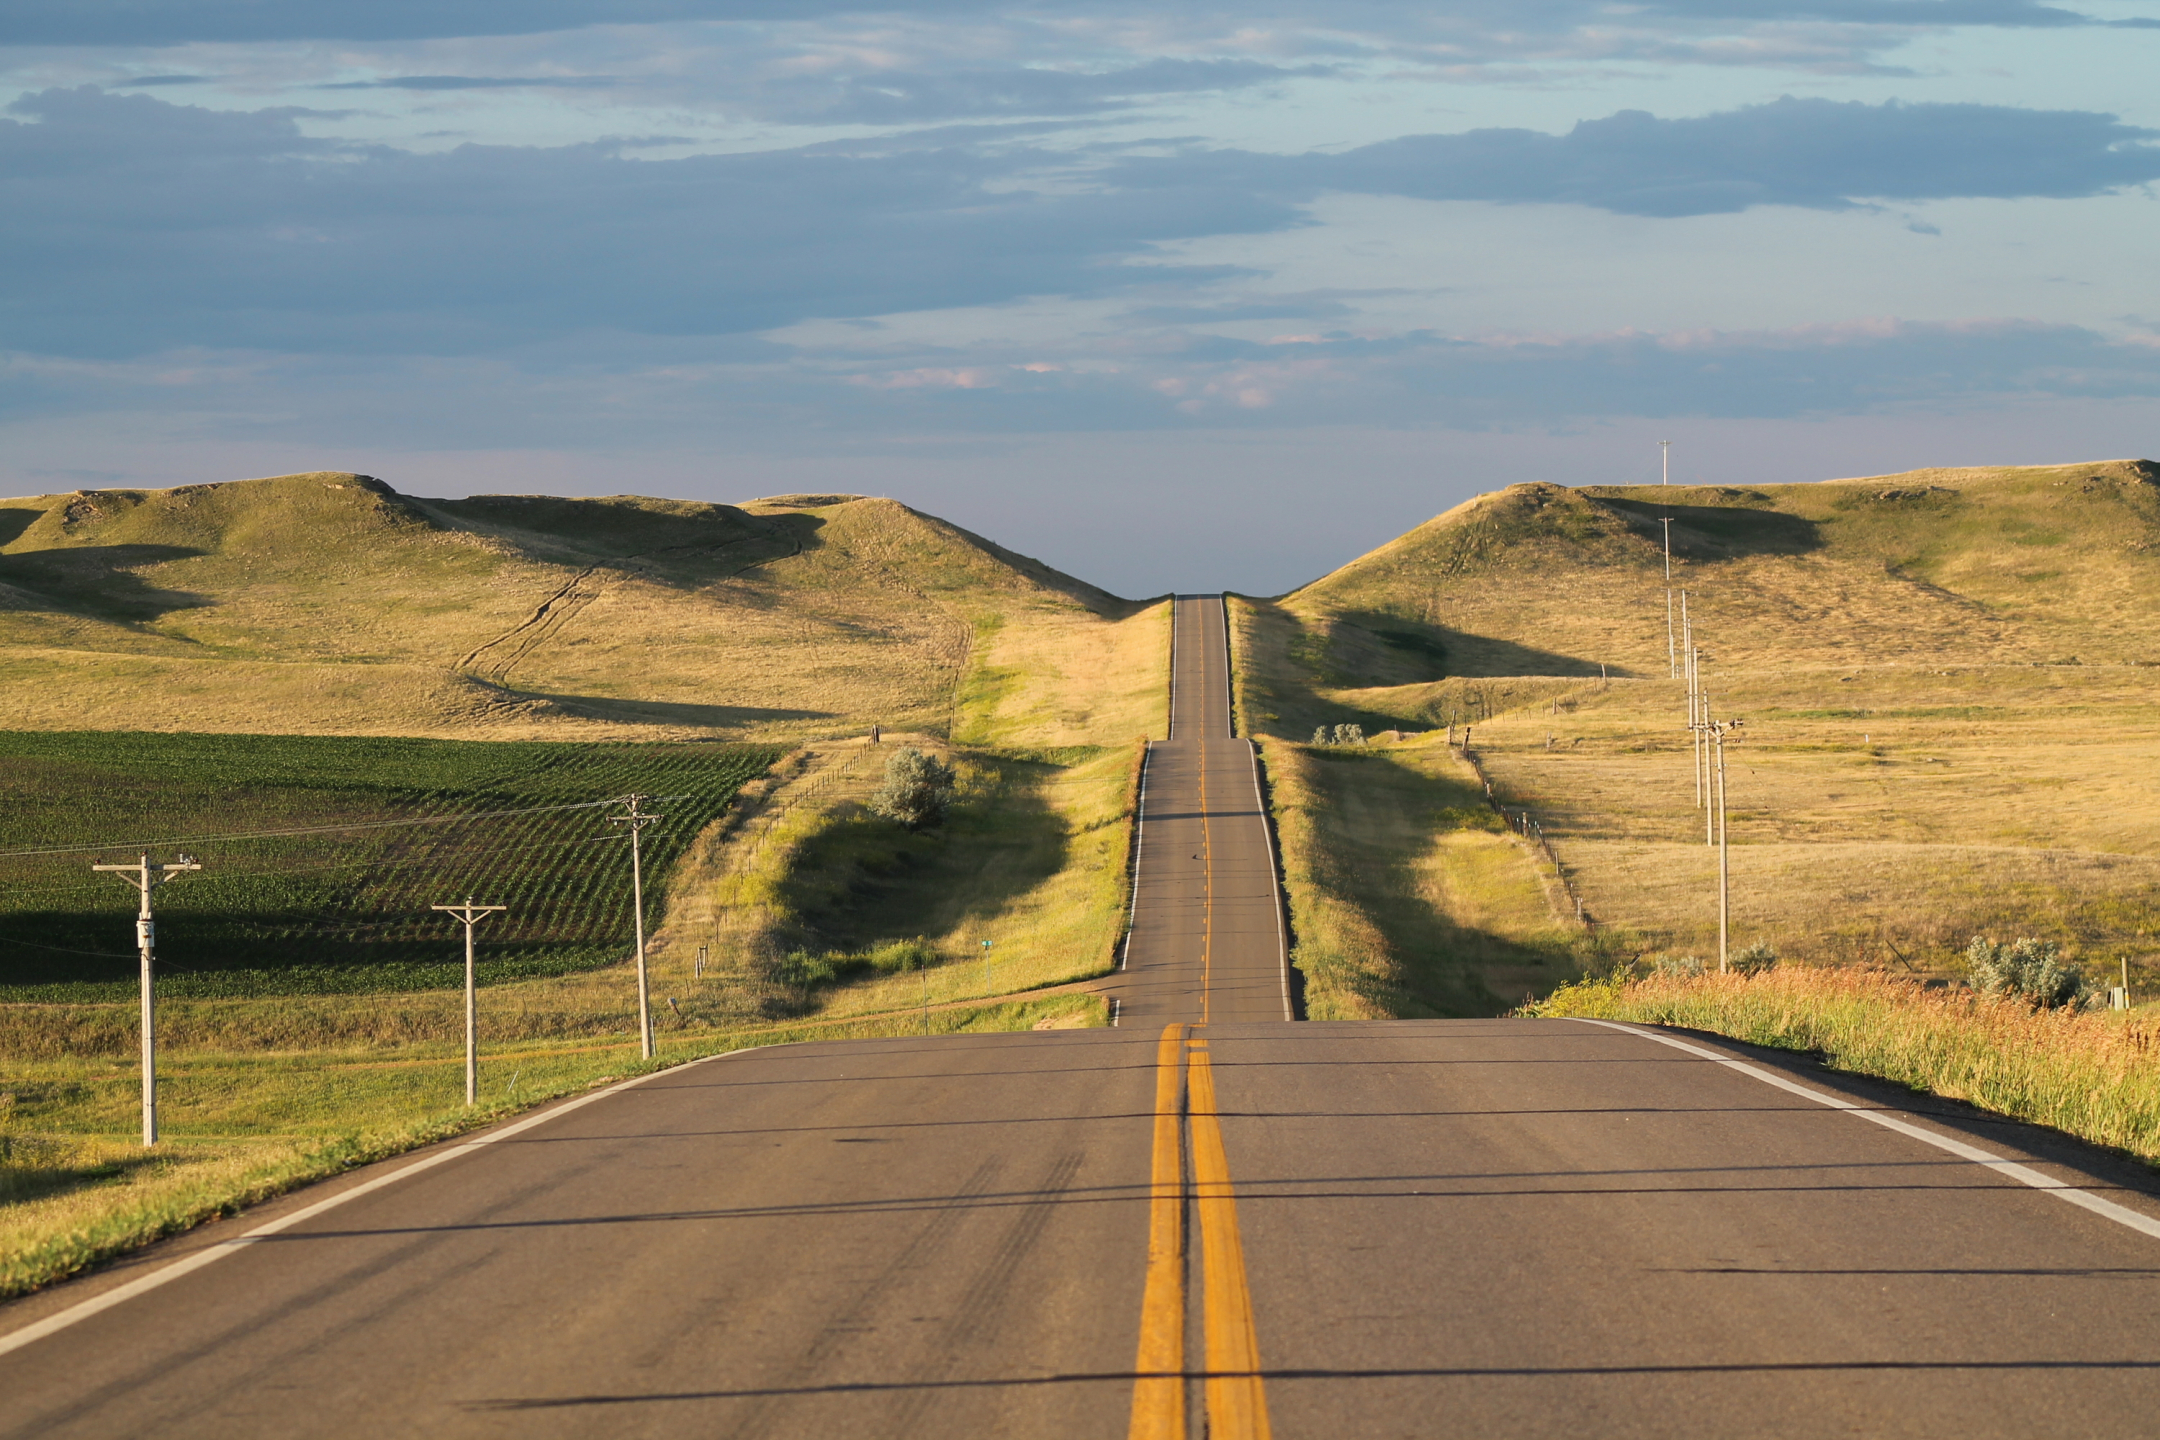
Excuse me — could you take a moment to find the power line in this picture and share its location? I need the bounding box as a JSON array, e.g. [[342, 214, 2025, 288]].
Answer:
[[0, 794, 692, 860], [0, 832, 631, 900]]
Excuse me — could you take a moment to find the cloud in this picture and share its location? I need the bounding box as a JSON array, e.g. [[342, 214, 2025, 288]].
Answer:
[[316, 75, 624, 91], [0, 1, 956, 47], [0, 86, 1286, 359], [6, 87, 2157, 377], [4, 0, 2135, 47], [780, 59, 1332, 124], [1129, 318, 2160, 424], [1122, 97, 2160, 216], [105, 74, 209, 87]]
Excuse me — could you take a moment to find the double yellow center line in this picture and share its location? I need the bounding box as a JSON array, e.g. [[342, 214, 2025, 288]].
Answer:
[[1129, 1022, 1272, 1440]]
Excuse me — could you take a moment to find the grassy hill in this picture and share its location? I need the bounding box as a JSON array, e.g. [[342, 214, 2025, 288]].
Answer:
[[0, 473, 1133, 741], [0, 477, 1156, 1295], [1232, 460, 2160, 1010]]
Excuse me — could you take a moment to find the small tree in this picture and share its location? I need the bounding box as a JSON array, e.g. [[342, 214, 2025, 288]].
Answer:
[[868, 747, 957, 830], [1332, 723, 1365, 746], [1311, 726, 1330, 746], [1966, 935, 2095, 1009]]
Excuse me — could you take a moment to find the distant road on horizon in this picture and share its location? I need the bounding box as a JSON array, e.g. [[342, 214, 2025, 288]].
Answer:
[[7, 597, 2160, 1438]]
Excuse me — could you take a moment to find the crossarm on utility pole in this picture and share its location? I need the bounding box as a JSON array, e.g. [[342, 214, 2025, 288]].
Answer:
[[93, 854, 202, 1147], [609, 796, 665, 1060], [433, 900, 507, 1106]]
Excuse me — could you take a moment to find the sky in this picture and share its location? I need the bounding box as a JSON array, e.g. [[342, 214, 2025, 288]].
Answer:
[[2, 1, 2157, 595]]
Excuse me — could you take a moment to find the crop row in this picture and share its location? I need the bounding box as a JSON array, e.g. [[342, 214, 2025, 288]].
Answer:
[[0, 732, 780, 996]]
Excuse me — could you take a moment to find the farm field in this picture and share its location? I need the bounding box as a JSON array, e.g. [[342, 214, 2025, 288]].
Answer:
[[0, 582, 1164, 1295], [1233, 459, 2160, 996], [0, 730, 781, 999]]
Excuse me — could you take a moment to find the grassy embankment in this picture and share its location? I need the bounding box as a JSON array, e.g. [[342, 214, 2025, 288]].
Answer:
[[0, 480, 1152, 1296], [1231, 460, 2160, 1012], [1526, 966, 2160, 1165], [1228, 597, 1593, 1019], [647, 596, 1172, 1022], [0, 995, 1098, 1299]]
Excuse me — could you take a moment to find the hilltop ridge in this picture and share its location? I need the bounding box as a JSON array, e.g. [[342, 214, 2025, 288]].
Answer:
[[1267, 458, 2160, 697], [0, 472, 1133, 741]]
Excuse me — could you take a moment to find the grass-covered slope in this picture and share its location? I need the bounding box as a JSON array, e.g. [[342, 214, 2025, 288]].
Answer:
[[1269, 459, 2160, 698], [0, 474, 1131, 742], [1232, 459, 2160, 994]]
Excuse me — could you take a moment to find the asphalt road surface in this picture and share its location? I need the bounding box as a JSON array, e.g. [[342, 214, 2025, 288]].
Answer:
[[1103, 594, 1292, 1030], [7, 596, 2160, 1438]]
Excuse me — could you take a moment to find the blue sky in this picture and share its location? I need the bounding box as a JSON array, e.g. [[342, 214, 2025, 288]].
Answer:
[[2, 1, 2156, 594]]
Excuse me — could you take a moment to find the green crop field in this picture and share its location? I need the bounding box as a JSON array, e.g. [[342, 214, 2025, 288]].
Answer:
[[0, 732, 780, 1000]]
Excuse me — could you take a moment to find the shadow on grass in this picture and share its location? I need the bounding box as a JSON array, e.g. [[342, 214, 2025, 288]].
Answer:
[[0, 1137, 158, 1208], [773, 753, 1069, 973], [1291, 749, 1586, 1018], [516, 693, 837, 728], [0, 544, 212, 622], [1595, 496, 1823, 560], [1330, 610, 1612, 682]]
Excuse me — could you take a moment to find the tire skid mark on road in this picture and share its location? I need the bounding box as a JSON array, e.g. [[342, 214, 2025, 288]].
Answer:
[[888, 1149, 1088, 1438], [725, 1154, 1007, 1440]]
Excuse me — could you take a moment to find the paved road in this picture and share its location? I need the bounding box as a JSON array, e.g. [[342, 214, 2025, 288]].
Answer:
[[9, 597, 2160, 1437], [1104, 594, 1292, 1030]]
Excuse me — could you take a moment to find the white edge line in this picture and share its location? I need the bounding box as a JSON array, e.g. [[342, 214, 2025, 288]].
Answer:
[[1118, 743, 1153, 974], [1572, 1018, 2160, 1242], [0, 1047, 766, 1359]]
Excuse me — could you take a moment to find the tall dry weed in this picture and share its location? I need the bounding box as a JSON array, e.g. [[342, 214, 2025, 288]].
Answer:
[[1529, 966, 2160, 1162]]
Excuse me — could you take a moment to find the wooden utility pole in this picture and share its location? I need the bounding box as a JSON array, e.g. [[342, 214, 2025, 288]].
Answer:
[[610, 795, 664, 1060], [1708, 718, 1744, 971], [1682, 594, 1700, 808], [1662, 517, 1677, 679], [433, 897, 506, 1105], [92, 854, 201, 1147]]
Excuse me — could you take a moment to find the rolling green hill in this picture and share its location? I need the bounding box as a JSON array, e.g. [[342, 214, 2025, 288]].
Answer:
[[0, 473, 1132, 742]]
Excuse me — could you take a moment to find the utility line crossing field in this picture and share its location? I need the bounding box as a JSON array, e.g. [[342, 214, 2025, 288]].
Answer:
[[0, 731, 781, 999]]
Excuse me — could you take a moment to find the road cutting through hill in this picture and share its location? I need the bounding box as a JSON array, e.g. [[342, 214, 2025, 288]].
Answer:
[[9, 596, 2160, 1438]]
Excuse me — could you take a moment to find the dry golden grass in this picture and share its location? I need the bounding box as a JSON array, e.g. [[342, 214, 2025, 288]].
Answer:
[[0, 494, 1162, 1294], [0, 474, 1138, 743], [1257, 730, 1591, 1019], [1233, 461, 2160, 995], [1448, 665, 2160, 976], [1527, 965, 2160, 1163]]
